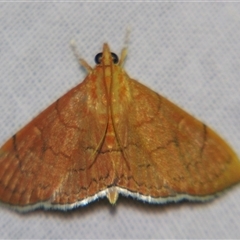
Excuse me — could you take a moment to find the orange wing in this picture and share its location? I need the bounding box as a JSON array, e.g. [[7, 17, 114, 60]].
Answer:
[[113, 78, 240, 203], [0, 65, 114, 211], [1, 42, 240, 211]]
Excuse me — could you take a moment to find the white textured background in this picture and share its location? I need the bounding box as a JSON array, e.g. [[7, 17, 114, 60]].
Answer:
[[0, 2, 240, 239]]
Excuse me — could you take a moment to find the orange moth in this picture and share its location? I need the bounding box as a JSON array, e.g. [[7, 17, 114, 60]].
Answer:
[[0, 43, 240, 212]]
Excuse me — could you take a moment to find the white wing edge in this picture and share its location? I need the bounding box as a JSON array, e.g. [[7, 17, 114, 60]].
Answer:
[[0, 186, 221, 213]]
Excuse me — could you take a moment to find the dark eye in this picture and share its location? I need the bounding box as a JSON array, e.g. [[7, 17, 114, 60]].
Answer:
[[111, 53, 119, 64], [94, 53, 102, 64], [94, 52, 119, 64]]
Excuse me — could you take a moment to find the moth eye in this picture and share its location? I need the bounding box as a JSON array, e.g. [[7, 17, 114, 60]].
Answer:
[[94, 53, 102, 64], [94, 52, 119, 64], [111, 52, 119, 64]]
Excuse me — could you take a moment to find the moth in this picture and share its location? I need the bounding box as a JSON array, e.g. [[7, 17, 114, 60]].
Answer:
[[0, 43, 239, 212]]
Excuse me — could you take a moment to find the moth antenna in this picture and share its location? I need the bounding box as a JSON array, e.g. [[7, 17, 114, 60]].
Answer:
[[70, 39, 93, 73], [124, 27, 131, 48], [119, 28, 131, 66]]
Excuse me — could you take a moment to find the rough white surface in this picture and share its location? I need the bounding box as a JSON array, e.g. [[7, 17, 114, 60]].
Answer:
[[0, 2, 240, 239]]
